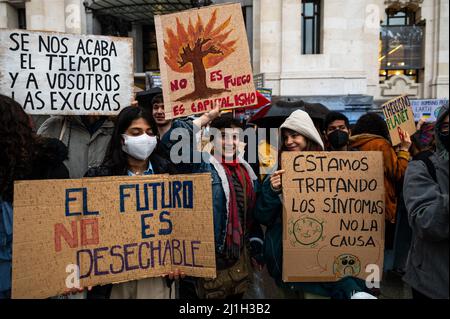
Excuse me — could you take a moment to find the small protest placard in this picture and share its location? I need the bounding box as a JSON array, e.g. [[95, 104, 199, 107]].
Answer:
[[155, 3, 257, 119], [12, 174, 215, 299], [281, 152, 385, 282], [381, 95, 416, 145], [411, 99, 448, 122], [0, 29, 134, 115]]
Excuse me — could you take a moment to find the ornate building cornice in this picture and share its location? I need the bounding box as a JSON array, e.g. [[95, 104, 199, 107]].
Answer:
[[384, 0, 424, 11]]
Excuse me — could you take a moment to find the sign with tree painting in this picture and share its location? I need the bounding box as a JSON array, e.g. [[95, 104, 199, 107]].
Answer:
[[155, 3, 257, 119]]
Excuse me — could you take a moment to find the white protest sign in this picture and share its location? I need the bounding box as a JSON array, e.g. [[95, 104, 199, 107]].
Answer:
[[0, 29, 134, 115]]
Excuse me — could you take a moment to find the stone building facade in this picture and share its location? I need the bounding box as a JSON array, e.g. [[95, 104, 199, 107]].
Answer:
[[215, 0, 449, 102], [2, 0, 448, 104]]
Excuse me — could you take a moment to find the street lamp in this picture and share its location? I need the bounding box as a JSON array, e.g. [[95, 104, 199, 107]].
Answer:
[[191, 0, 213, 8]]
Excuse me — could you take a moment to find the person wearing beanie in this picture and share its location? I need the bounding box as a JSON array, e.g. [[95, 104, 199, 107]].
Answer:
[[254, 110, 375, 299], [402, 103, 449, 299]]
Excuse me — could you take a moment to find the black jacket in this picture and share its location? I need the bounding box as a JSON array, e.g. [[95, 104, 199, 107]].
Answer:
[[29, 137, 69, 180], [1, 138, 69, 202]]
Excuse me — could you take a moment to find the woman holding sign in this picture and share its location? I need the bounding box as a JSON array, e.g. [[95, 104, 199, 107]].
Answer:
[[0, 95, 69, 299], [254, 110, 374, 299], [84, 106, 181, 299]]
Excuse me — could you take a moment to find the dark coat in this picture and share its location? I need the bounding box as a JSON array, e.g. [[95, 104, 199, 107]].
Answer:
[[1, 137, 69, 297], [29, 137, 70, 180], [1, 137, 69, 202], [403, 104, 449, 299]]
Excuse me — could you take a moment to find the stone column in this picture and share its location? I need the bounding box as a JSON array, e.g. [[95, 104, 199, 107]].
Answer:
[[85, 6, 101, 35], [434, 0, 449, 98], [25, 0, 65, 32], [245, 5, 253, 62], [129, 23, 143, 73], [64, 0, 84, 34], [258, 0, 282, 94], [252, 0, 261, 74], [280, 0, 301, 95], [24, 0, 85, 34], [0, 1, 19, 29], [364, 0, 383, 98], [421, 0, 449, 99]]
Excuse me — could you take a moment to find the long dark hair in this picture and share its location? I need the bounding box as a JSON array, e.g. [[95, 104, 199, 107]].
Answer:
[[352, 113, 391, 142], [0, 94, 36, 201], [103, 106, 158, 175]]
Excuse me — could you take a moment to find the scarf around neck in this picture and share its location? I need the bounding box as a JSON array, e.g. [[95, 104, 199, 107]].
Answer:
[[221, 159, 255, 259]]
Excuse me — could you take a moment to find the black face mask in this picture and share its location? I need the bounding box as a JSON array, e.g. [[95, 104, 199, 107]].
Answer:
[[328, 130, 349, 150], [438, 132, 449, 151]]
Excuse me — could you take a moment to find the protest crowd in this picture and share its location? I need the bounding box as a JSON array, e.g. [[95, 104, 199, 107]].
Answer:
[[1, 89, 448, 299], [0, 5, 448, 301]]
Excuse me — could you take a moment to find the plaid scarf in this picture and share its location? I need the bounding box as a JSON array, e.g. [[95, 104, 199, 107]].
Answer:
[[222, 160, 255, 259]]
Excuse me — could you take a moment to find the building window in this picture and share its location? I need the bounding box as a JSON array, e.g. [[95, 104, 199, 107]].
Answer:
[[379, 7, 423, 83], [18, 8, 26, 29], [98, 15, 130, 37], [379, 69, 419, 83], [143, 25, 159, 71], [301, 0, 321, 55]]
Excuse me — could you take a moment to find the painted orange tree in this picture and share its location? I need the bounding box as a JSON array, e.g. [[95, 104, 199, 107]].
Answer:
[[164, 9, 237, 101]]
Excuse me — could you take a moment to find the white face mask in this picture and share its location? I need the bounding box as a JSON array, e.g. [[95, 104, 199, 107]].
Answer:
[[121, 134, 157, 160]]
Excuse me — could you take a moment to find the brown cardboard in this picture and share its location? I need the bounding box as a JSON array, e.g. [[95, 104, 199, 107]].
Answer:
[[381, 95, 416, 146], [12, 173, 215, 299], [155, 3, 257, 119], [0, 29, 134, 115], [281, 152, 385, 283]]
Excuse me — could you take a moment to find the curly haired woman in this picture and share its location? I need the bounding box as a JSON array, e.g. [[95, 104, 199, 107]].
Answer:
[[0, 94, 69, 298]]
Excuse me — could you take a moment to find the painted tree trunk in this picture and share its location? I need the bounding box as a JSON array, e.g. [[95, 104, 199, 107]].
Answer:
[[192, 56, 208, 97]]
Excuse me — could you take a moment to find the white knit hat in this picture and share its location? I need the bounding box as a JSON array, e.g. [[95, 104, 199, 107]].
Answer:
[[280, 110, 324, 150]]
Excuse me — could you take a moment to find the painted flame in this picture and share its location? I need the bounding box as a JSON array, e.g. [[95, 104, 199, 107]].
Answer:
[[163, 9, 237, 73]]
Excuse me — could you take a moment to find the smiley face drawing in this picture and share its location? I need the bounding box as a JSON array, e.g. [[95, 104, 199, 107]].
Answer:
[[333, 254, 361, 278], [291, 217, 324, 246]]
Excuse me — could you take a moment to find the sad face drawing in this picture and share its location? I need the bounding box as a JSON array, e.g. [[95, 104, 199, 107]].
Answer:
[[333, 254, 361, 278]]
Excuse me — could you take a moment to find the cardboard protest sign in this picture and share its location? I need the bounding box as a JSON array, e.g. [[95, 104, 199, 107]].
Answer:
[[411, 99, 448, 122], [0, 29, 134, 115], [381, 95, 416, 145], [12, 174, 215, 299], [281, 152, 385, 282], [155, 3, 257, 119]]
